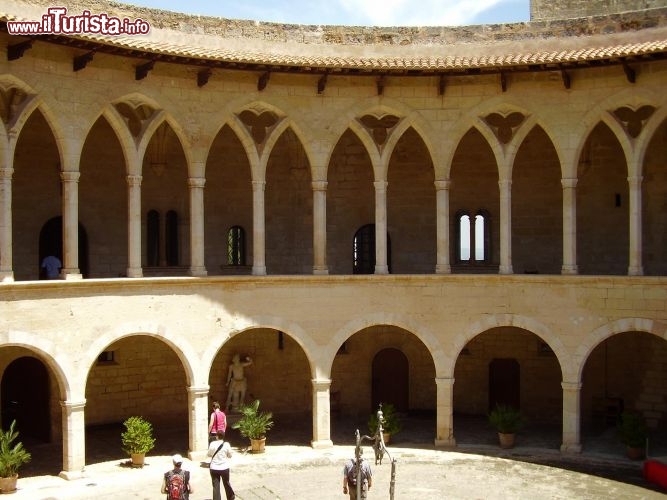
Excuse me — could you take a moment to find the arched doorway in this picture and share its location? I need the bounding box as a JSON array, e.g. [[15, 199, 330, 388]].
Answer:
[[372, 348, 408, 412], [1, 357, 50, 442], [39, 216, 89, 278], [489, 358, 520, 411]]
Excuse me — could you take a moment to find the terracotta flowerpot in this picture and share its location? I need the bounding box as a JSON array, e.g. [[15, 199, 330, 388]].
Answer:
[[0, 474, 18, 494], [131, 453, 146, 467], [250, 437, 266, 453], [498, 432, 515, 449], [382, 432, 391, 445]]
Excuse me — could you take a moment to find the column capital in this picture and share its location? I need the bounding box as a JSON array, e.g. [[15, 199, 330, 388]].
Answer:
[[373, 180, 388, 191], [434, 376, 455, 387], [311, 378, 332, 390], [498, 179, 512, 188], [627, 175, 643, 187], [311, 180, 328, 191], [561, 177, 578, 189], [561, 381, 582, 391], [187, 385, 210, 396], [60, 399, 86, 411], [127, 175, 142, 187], [0, 168, 13, 179], [188, 177, 206, 189], [252, 180, 266, 191], [434, 180, 451, 190], [60, 171, 80, 183]]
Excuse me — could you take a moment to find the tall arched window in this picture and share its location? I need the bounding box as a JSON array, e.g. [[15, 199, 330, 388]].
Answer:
[[165, 210, 179, 266], [353, 224, 391, 274], [147, 210, 160, 266], [455, 209, 491, 264], [227, 226, 246, 266]]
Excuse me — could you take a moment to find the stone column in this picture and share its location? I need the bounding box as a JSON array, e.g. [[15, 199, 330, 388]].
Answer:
[[312, 181, 329, 275], [61, 171, 82, 279], [188, 386, 210, 460], [627, 175, 643, 276], [59, 399, 86, 480], [252, 180, 267, 276], [188, 177, 207, 277], [561, 178, 578, 275], [311, 378, 333, 448], [126, 175, 143, 278], [498, 179, 513, 274], [374, 180, 389, 274], [561, 381, 582, 453], [434, 377, 456, 447], [435, 180, 451, 274], [0, 167, 13, 282]]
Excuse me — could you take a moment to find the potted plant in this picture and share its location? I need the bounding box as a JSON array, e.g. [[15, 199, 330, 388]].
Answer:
[[121, 416, 156, 467], [368, 403, 402, 444], [617, 411, 648, 460], [0, 420, 31, 494], [231, 399, 274, 453], [488, 404, 524, 449]]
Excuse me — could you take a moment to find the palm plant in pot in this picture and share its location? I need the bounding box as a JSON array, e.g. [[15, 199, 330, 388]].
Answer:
[[617, 411, 648, 460], [488, 404, 524, 449], [231, 399, 274, 453], [121, 416, 156, 467], [0, 420, 31, 494], [368, 403, 402, 444]]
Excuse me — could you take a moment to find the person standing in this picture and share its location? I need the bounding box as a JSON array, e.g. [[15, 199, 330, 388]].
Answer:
[[209, 401, 227, 442], [208, 430, 235, 500], [40, 255, 61, 279], [342, 447, 372, 499], [161, 454, 192, 500]]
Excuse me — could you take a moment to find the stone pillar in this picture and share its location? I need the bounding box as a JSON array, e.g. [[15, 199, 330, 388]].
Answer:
[[252, 180, 267, 276], [312, 181, 329, 275], [435, 180, 451, 274], [59, 399, 86, 480], [126, 175, 143, 278], [311, 378, 333, 448], [61, 171, 82, 279], [434, 377, 456, 447], [188, 386, 210, 460], [498, 179, 513, 274], [188, 177, 207, 277], [0, 167, 13, 282], [374, 180, 389, 274], [627, 175, 643, 276], [561, 381, 582, 453], [561, 178, 578, 275]]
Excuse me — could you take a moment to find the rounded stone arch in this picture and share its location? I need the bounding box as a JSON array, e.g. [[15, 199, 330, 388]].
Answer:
[[452, 313, 569, 380], [573, 317, 667, 382], [261, 117, 316, 180], [96, 105, 142, 169], [0, 330, 71, 400], [81, 323, 199, 387], [506, 116, 563, 176], [202, 315, 320, 379], [326, 312, 448, 379]]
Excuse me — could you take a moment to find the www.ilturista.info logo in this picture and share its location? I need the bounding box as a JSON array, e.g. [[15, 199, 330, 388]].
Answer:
[[7, 7, 150, 36]]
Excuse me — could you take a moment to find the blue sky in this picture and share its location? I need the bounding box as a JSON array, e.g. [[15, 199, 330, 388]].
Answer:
[[124, 0, 530, 26]]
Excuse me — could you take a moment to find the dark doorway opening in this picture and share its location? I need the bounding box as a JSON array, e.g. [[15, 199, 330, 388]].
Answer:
[[1, 356, 51, 442], [39, 216, 89, 278], [489, 358, 520, 411], [372, 348, 408, 412]]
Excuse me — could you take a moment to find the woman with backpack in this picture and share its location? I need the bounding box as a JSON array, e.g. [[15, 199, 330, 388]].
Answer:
[[209, 401, 227, 442], [208, 430, 235, 500]]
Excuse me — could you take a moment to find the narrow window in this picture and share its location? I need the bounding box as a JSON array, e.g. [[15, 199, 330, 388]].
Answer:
[[459, 214, 471, 261], [147, 210, 160, 266], [165, 210, 179, 266], [474, 214, 485, 261], [227, 226, 246, 266]]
